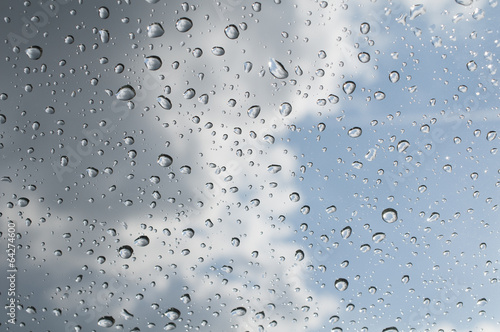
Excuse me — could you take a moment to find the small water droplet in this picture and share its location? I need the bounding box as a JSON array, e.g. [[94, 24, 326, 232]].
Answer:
[[211, 46, 225, 56], [98, 6, 109, 19]]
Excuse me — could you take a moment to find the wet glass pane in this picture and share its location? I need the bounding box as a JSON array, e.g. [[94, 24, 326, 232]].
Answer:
[[1, 0, 499, 331]]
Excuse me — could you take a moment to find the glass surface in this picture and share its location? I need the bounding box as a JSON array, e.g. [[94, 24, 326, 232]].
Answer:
[[1, 0, 499, 331]]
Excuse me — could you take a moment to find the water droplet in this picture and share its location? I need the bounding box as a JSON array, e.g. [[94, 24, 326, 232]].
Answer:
[[397, 140, 410, 152], [180, 165, 191, 174], [119, 245, 133, 259], [358, 52, 370, 63], [295, 249, 305, 261], [116, 85, 136, 101], [98, 6, 109, 19], [144, 56, 162, 70], [147, 22, 164, 38], [342, 81, 356, 94], [341, 226, 352, 239], [374, 91, 385, 100], [300, 205, 310, 214], [268, 58, 289, 79], [224, 24, 239, 39], [247, 105, 261, 118], [326, 205, 337, 213], [443, 164, 452, 173], [183, 88, 196, 99], [401, 275, 410, 283], [348, 127, 362, 138], [382, 208, 398, 223], [279, 102, 292, 116], [360, 22, 370, 34], [97, 316, 115, 328], [134, 235, 150, 247], [328, 94, 339, 104], [157, 96, 172, 110], [86, 167, 99, 178], [164, 322, 176, 330], [175, 17, 193, 32], [267, 164, 282, 173], [99, 29, 110, 43], [486, 131, 497, 141], [17, 197, 30, 207], [289, 192, 300, 202], [211, 46, 225, 56], [252, 2, 262, 12], [389, 71, 400, 83], [231, 307, 247, 316], [335, 278, 349, 291], [244, 61, 253, 73], [372, 232, 386, 243], [455, 0, 473, 5], [157, 154, 173, 167], [25, 46, 42, 60], [165, 308, 181, 320], [466, 60, 477, 71]]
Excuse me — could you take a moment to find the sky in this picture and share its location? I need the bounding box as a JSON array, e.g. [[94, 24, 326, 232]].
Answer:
[[1, 0, 500, 331]]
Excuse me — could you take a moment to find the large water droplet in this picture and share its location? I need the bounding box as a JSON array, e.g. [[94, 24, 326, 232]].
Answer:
[[397, 140, 410, 152], [25, 46, 42, 60], [176, 17, 193, 32], [119, 245, 133, 259], [358, 52, 370, 63], [295, 249, 305, 261], [382, 208, 398, 223], [335, 278, 349, 291], [211, 46, 225, 56], [279, 102, 292, 116], [157, 154, 173, 167], [455, 0, 473, 5], [17, 197, 30, 207], [267, 164, 282, 173], [86, 167, 99, 178], [98, 6, 109, 19], [343, 81, 356, 94], [116, 85, 136, 101], [348, 127, 362, 138], [389, 71, 400, 83], [268, 58, 289, 79], [147, 22, 164, 38], [157, 96, 172, 110], [134, 235, 150, 247], [224, 24, 240, 39], [97, 316, 115, 328], [360, 22, 370, 34], [144, 56, 162, 70], [165, 308, 181, 320], [247, 105, 261, 118], [466, 60, 477, 71], [231, 307, 247, 316]]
